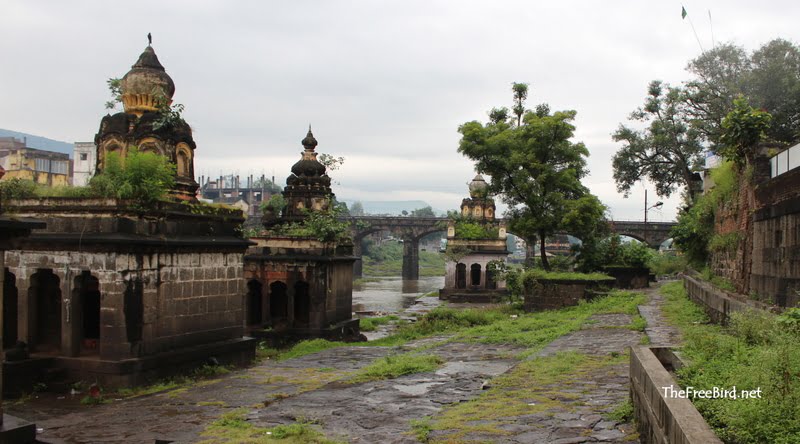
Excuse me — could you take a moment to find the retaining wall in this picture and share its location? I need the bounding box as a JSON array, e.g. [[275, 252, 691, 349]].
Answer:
[[630, 346, 722, 444], [682, 274, 777, 324]]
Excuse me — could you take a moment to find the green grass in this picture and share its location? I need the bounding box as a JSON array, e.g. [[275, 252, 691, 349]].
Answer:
[[199, 409, 343, 443], [429, 351, 628, 441], [348, 353, 443, 383], [523, 269, 614, 281], [661, 282, 800, 444], [358, 315, 400, 332]]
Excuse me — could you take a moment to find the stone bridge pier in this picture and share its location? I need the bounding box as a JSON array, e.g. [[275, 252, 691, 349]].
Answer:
[[349, 217, 445, 280]]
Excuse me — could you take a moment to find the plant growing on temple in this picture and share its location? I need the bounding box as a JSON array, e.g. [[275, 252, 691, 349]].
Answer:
[[261, 194, 286, 219], [458, 83, 604, 270], [442, 244, 472, 267], [152, 95, 186, 131], [105, 77, 123, 110], [89, 147, 175, 209]]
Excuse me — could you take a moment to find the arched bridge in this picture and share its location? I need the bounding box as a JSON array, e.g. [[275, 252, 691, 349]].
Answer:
[[348, 216, 676, 279]]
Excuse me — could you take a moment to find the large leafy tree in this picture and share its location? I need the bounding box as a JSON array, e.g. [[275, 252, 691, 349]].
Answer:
[[615, 39, 800, 204], [685, 39, 800, 146], [612, 80, 705, 201], [458, 83, 604, 270]]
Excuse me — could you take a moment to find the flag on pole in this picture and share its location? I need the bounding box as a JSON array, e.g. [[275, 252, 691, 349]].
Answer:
[[681, 6, 687, 19]]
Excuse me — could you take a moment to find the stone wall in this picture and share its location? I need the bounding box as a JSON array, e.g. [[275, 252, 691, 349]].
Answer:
[[629, 346, 722, 444], [5, 249, 246, 361], [522, 278, 614, 312], [682, 274, 777, 324], [751, 167, 800, 307]]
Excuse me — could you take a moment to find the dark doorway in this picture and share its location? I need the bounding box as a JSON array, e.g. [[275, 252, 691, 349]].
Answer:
[[486, 267, 498, 290], [269, 281, 288, 323], [124, 278, 144, 343], [456, 263, 467, 289], [470, 264, 482, 287], [247, 280, 264, 325], [74, 271, 101, 353], [30, 269, 62, 352], [294, 281, 310, 326], [4, 269, 18, 349]]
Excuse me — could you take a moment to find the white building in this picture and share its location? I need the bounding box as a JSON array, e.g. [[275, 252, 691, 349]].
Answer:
[[72, 142, 96, 186]]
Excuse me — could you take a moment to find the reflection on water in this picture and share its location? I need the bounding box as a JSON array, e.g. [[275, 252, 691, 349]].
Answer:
[[353, 276, 444, 313]]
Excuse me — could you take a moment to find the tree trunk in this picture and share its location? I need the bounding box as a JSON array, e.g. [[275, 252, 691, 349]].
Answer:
[[539, 229, 550, 271]]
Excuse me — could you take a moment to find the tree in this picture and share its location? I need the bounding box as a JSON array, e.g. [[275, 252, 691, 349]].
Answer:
[[409, 206, 435, 217], [718, 96, 772, 167], [612, 81, 705, 201], [350, 201, 365, 216], [442, 244, 472, 267], [685, 39, 800, 146], [458, 83, 601, 270]]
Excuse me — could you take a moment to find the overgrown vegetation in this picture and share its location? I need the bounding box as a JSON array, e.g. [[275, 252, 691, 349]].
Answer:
[[0, 148, 176, 211], [672, 160, 739, 267], [347, 353, 443, 383], [199, 409, 343, 444], [268, 204, 352, 243], [358, 315, 399, 332], [661, 282, 800, 444]]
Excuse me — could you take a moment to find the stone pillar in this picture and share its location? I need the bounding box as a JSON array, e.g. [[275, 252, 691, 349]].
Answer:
[[353, 240, 363, 279], [402, 238, 420, 280]]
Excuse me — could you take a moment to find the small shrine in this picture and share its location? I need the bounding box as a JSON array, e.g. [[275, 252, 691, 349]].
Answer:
[[243, 129, 360, 341], [440, 175, 509, 302]]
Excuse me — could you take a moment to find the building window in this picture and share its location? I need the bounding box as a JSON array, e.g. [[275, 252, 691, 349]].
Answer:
[[80, 153, 88, 161]]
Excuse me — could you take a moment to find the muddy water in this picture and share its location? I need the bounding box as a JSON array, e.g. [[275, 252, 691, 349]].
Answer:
[[352, 276, 444, 314]]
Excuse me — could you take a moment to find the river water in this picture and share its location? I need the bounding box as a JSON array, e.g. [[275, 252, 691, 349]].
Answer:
[[352, 276, 444, 314]]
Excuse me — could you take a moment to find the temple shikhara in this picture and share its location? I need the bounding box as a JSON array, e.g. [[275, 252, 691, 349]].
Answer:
[[2, 43, 255, 391]]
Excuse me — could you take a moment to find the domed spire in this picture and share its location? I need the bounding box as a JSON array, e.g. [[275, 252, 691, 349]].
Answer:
[[120, 43, 175, 116], [468, 174, 488, 198], [301, 125, 318, 151], [292, 127, 326, 177]]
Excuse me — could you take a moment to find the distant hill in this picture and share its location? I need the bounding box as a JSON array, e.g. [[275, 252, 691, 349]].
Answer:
[[0, 129, 75, 158], [341, 200, 444, 216]]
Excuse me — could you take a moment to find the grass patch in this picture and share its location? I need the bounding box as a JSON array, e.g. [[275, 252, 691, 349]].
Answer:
[[523, 269, 614, 281], [359, 315, 400, 332], [628, 314, 647, 332], [276, 339, 347, 361], [430, 351, 627, 441], [609, 399, 634, 422], [661, 282, 800, 444], [348, 353, 443, 383], [409, 417, 433, 442], [199, 409, 343, 443]]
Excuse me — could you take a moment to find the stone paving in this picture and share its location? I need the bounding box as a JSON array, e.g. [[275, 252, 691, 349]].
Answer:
[[7, 286, 675, 443]]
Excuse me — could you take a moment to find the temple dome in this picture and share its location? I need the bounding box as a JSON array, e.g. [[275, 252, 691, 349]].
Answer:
[[468, 174, 488, 198], [120, 45, 175, 116], [291, 128, 326, 177]]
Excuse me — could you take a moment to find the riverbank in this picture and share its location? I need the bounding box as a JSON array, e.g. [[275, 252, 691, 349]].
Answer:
[[9, 285, 659, 443]]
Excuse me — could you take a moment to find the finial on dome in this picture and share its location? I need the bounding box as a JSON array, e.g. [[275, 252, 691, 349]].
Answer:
[[302, 125, 318, 151], [147, 32, 152, 46]]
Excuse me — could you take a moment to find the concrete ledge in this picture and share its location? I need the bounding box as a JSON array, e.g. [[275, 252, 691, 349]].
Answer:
[[630, 346, 721, 444], [0, 414, 37, 444], [682, 274, 777, 324]]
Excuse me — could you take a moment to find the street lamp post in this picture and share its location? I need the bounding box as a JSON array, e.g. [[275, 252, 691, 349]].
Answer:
[[644, 189, 663, 246]]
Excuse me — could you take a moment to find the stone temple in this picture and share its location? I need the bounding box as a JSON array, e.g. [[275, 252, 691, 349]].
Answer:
[[439, 174, 510, 302], [243, 129, 360, 342], [2, 43, 255, 388]]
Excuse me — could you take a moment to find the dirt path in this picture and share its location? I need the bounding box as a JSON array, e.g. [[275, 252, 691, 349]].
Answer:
[[8, 286, 678, 443]]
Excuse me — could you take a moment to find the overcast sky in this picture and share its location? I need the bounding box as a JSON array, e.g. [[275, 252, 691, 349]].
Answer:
[[2, 0, 799, 220]]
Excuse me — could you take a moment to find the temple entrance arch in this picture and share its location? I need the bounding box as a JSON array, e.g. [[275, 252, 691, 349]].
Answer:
[[73, 271, 101, 354], [269, 281, 288, 324], [246, 279, 264, 326], [30, 269, 62, 352], [455, 263, 467, 289], [470, 264, 482, 287], [293, 281, 310, 326]]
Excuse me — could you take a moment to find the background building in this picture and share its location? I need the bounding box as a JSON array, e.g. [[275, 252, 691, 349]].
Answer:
[[0, 137, 71, 187], [72, 142, 96, 186]]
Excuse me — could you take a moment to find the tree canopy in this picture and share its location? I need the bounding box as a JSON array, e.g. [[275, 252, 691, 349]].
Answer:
[[458, 83, 605, 270], [614, 38, 800, 203]]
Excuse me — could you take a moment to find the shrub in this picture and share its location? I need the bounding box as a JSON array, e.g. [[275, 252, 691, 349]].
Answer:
[[89, 147, 175, 208]]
